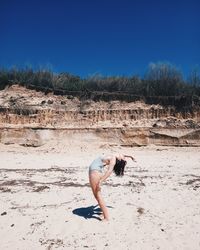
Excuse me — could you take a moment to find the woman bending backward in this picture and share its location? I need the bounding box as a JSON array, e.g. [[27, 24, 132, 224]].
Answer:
[[88, 154, 136, 221]]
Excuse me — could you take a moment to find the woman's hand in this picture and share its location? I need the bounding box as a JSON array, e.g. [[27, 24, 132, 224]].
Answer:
[[132, 157, 136, 162]]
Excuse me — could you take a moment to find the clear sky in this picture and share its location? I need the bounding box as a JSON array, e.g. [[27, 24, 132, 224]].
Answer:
[[0, 0, 199, 78]]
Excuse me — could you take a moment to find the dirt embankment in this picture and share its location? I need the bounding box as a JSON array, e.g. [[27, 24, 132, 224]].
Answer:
[[0, 85, 200, 147]]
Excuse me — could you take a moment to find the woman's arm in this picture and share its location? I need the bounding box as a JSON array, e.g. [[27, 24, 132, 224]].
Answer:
[[100, 156, 116, 183], [124, 154, 136, 162]]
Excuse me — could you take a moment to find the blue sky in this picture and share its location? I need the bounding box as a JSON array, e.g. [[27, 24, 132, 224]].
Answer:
[[0, 0, 199, 78]]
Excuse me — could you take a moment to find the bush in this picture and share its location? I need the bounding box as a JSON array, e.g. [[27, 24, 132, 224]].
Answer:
[[0, 63, 200, 98]]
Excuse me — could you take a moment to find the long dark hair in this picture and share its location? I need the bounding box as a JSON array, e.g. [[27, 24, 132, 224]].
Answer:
[[113, 159, 127, 176]]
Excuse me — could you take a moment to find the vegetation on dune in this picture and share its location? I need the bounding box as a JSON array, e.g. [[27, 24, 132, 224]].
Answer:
[[0, 63, 200, 99]]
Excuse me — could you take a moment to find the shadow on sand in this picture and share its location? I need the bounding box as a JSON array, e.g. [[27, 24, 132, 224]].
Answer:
[[72, 205, 102, 220]]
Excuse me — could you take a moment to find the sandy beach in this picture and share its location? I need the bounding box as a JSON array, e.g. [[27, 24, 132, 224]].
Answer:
[[0, 143, 200, 250]]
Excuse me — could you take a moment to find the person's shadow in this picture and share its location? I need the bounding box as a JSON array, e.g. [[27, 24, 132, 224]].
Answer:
[[72, 205, 102, 220]]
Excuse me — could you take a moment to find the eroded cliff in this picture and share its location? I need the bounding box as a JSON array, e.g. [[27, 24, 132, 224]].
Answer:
[[0, 85, 200, 146]]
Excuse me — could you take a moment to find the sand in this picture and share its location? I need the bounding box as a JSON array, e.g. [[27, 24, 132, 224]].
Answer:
[[0, 143, 200, 250]]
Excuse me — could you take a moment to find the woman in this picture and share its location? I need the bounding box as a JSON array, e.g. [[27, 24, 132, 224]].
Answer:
[[89, 154, 136, 221]]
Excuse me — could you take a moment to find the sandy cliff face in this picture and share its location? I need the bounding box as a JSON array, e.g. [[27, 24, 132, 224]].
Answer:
[[0, 85, 200, 146]]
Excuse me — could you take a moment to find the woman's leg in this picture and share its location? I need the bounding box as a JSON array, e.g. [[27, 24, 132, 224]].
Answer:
[[89, 171, 99, 199], [96, 190, 109, 220], [89, 171, 109, 220]]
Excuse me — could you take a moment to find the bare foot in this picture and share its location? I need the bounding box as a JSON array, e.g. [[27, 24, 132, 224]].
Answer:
[[101, 218, 109, 222], [100, 215, 109, 221], [99, 214, 104, 220]]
